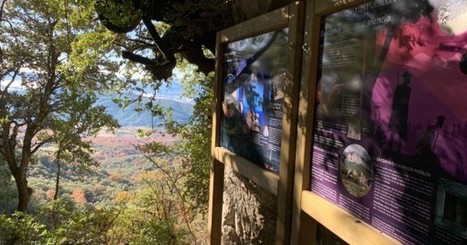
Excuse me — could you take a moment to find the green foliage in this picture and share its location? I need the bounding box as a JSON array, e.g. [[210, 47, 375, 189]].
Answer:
[[114, 167, 199, 245], [0, 162, 17, 214], [125, 216, 190, 245], [165, 70, 215, 212], [41, 199, 121, 245], [0, 212, 46, 244], [0, 199, 121, 245], [94, 0, 142, 33], [9, 137, 205, 243]]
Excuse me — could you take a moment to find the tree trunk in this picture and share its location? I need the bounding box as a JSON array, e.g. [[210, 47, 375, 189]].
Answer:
[[2, 121, 32, 213], [14, 171, 32, 212], [14, 127, 36, 212], [54, 151, 61, 200]]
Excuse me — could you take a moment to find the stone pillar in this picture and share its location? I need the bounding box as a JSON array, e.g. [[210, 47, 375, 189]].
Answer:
[[221, 167, 277, 244]]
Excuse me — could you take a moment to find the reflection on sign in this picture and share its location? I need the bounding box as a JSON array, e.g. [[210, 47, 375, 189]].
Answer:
[[310, 0, 467, 244], [221, 28, 289, 173]]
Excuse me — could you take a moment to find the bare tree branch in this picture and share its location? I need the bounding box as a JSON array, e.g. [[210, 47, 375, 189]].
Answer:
[[122, 50, 155, 66], [31, 140, 51, 154], [0, 67, 20, 95], [141, 17, 169, 52], [183, 44, 215, 74], [127, 38, 154, 47], [0, 0, 7, 21]]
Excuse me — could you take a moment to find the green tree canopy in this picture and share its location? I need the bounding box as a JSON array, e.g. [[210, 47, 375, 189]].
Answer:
[[0, 0, 120, 212]]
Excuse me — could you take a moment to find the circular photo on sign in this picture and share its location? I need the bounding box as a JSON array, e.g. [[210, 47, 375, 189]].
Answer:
[[340, 144, 373, 198]]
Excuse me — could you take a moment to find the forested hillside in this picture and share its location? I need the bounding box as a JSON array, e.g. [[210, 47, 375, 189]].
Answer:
[[1, 110, 205, 244], [0, 81, 202, 242], [25, 127, 177, 208]]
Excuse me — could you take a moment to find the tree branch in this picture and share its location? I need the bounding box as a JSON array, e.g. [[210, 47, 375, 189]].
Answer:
[[0, 0, 7, 21], [141, 16, 176, 64], [183, 44, 215, 74], [141, 16, 169, 52], [135, 34, 153, 42], [1, 122, 18, 173], [127, 38, 154, 47], [121, 50, 156, 66], [112, 41, 131, 52], [122, 50, 176, 80], [31, 140, 51, 154], [0, 67, 20, 95]]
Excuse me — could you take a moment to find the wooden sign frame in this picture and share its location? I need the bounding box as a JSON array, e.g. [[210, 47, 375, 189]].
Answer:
[[291, 0, 467, 244], [208, 2, 305, 244], [211, 0, 467, 244], [291, 0, 400, 244]]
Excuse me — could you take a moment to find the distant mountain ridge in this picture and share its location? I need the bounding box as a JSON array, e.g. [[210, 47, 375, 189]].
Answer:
[[3, 80, 193, 127], [97, 94, 194, 127]]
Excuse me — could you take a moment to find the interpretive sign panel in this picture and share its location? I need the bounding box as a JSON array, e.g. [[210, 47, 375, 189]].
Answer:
[[310, 0, 467, 244], [221, 28, 289, 173]]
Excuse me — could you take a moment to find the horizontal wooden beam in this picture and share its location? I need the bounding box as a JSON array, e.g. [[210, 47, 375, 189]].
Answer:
[[213, 147, 279, 195], [219, 5, 290, 44], [301, 191, 400, 245]]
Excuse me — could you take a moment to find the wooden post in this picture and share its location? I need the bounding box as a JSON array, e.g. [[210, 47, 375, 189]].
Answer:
[[275, 1, 305, 244], [291, 1, 403, 244], [207, 31, 227, 245], [290, 0, 320, 243], [208, 3, 305, 244], [207, 159, 224, 245]]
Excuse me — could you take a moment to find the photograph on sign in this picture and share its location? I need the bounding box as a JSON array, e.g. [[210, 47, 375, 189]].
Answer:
[[310, 0, 467, 244], [221, 28, 289, 173]]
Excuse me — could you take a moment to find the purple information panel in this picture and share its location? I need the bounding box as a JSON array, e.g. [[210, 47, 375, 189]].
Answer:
[[310, 0, 467, 244], [221, 28, 289, 173]]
